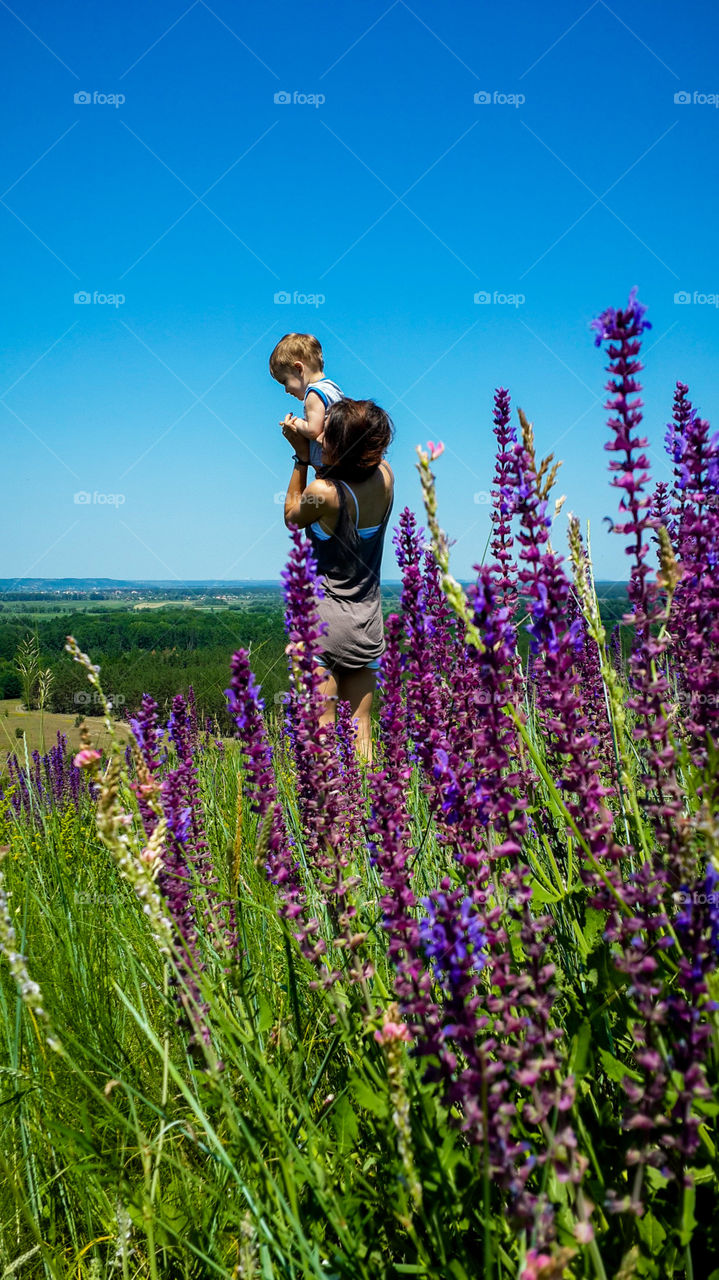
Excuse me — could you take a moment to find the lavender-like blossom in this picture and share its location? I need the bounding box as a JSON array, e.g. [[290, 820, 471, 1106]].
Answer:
[[159, 766, 211, 1051], [507, 434, 621, 889], [393, 508, 450, 774], [129, 694, 164, 837], [489, 386, 519, 612], [225, 649, 313, 952], [664, 393, 719, 764], [187, 684, 200, 754], [651, 481, 673, 548], [664, 381, 695, 535], [129, 694, 163, 775], [0, 735, 97, 822], [365, 610, 448, 1067], [566, 579, 616, 785], [591, 289, 690, 880], [661, 880, 717, 1171], [333, 699, 367, 855], [166, 693, 237, 957], [279, 527, 375, 988], [591, 290, 717, 1187], [418, 881, 486, 995]]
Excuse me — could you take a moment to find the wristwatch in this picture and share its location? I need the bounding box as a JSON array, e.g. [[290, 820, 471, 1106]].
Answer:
[[292, 453, 309, 465]]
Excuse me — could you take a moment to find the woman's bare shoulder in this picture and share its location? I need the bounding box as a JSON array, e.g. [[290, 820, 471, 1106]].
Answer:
[[306, 477, 339, 505]]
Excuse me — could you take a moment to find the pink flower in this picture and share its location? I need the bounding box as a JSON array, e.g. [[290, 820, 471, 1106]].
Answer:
[[574, 1221, 594, 1244], [73, 748, 101, 769], [374, 1019, 412, 1045], [426, 440, 445, 461], [520, 1252, 553, 1280]]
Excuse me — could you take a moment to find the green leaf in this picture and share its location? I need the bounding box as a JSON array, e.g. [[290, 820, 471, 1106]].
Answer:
[[636, 1212, 666, 1251], [331, 1094, 359, 1151], [693, 1097, 719, 1117], [645, 1166, 671, 1192], [256, 992, 273, 1036], [699, 1122, 717, 1158], [529, 882, 560, 906], [599, 1048, 641, 1084], [570, 1020, 592, 1080], [584, 907, 607, 954], [349, 1072, 389, 1119]]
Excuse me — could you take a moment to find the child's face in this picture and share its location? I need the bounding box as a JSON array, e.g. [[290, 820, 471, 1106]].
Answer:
[[279, 363, 306, 401]]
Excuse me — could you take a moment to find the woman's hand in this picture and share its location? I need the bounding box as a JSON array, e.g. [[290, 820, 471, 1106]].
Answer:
[[280, 414, 310, 461]]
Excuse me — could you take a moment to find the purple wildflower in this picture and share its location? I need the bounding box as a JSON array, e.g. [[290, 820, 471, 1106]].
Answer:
[[419, 883, 486, 994], [167, 693, 238, 958], [225, 649, 311, 947], [159, 767, 211, 1052], [280, 526, 374, 988], [591, 290, 718, 1186]]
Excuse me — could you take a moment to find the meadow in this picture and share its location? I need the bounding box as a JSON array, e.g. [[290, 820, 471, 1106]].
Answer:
[[0, 289, 717, 1279]]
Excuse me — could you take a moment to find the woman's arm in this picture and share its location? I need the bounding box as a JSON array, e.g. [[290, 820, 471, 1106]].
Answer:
[[281, 416, 336, 528], [284, 475, 336, 530]]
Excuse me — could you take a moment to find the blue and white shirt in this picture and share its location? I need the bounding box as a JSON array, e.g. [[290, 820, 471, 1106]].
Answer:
[[304, 378, 344, 468]]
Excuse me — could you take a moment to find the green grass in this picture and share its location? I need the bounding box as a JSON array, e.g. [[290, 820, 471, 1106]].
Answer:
[[0, 592, 716, 1279]]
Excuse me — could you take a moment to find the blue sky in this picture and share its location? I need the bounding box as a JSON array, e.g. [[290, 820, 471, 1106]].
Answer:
[[2, 0, 718, 585]]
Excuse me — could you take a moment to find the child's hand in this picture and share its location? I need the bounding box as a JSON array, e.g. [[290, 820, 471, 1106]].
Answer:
[[281, 414, 315, 439], [281, 416, 311, 460]]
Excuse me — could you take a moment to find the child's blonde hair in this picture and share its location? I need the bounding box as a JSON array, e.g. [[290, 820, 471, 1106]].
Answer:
[[269, 333, 324, 380]]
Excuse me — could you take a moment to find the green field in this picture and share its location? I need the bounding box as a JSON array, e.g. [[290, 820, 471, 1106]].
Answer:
[[0, 699, 131, 777]]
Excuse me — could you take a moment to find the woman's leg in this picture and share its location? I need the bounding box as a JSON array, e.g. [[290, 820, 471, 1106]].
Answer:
[[317, 665, 339, 727], [335, 665, 377, 764]]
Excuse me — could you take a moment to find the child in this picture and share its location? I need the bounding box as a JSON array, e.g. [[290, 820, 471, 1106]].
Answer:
[[269, 333, 343, 471]]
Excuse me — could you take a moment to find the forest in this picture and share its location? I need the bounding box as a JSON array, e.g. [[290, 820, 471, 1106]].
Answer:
[[0, 583, 630, 732]]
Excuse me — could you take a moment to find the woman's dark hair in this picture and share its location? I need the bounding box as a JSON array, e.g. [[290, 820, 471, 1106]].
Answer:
[[317, 398, 393, 482]]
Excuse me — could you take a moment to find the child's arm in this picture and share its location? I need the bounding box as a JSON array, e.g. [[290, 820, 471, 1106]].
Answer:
[[281, 391, 326, 439], [302, 391, 327, 441]]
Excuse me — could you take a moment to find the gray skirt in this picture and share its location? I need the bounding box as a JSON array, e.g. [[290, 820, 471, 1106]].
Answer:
[[317, 588, 385, 671]]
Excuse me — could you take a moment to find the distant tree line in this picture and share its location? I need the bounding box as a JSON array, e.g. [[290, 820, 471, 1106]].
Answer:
[[0, 606, 290, 732], [0, 590, 630, 733]]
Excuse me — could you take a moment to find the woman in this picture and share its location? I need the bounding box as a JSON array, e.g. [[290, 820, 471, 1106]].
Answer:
[[281, 398, 395, 764]]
